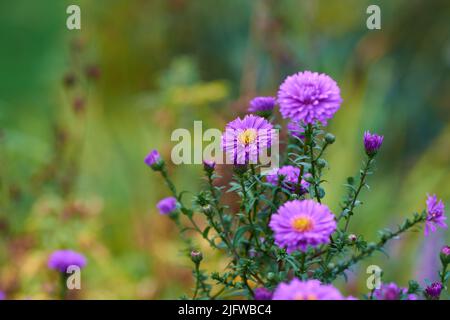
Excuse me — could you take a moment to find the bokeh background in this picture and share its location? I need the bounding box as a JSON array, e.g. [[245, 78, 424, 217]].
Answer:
[[0, 0, 449, 299]]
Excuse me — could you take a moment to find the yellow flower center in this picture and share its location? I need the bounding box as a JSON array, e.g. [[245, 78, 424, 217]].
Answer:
[[294, 293, 318, 300], [292, 216, 314, 232], [238, 129, 257, 145]]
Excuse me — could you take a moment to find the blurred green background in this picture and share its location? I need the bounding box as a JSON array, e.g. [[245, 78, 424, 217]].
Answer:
[[0, 0, 449, 299]]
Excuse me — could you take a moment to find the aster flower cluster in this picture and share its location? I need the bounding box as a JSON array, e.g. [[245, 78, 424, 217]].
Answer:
[[146, 70, 448, 301]]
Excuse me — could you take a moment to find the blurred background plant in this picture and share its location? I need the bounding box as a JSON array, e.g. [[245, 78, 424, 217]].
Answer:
[[0, 0, 449, 299]]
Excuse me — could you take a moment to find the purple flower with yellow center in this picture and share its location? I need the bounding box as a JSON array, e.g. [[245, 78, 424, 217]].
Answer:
[[248, 96, 276, 113], [373, 283, 417, 300], [425, 194, 447, 236], [269, 199, 336, 253], [254, 287, 273, 300], [363, 131, 384, 156], [287, 120, 305, 140], [221, 115, 274, 165], [278, 71, 342, 124], [157, 196, 177, 215], [425, 282, 442, 299], [273, 279, 344, 300], [266, 165, 310, 194], [145, 149, 161, 167], [48, 250, 87, 273]]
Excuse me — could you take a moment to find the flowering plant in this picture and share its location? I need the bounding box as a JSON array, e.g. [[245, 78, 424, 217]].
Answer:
[[146, 71, 448, 300]]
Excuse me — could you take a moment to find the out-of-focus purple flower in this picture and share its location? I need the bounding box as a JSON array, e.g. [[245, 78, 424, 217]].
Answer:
[[273, 279, 344, 300], [425, 194, 447, 236], [0, 291, 5, 300], [145, 149, 161, 167], [278, 71, 342, 124], [221, 115, 274, 165], [266, 165, 310, 194], [287, 121, 305, 140], [269, 199, 336, 253], [157, 197, 177, 215], [425, 282, 442, 299], [48, 250, 87, 273], [248, 96, 276, 113], [373, 283, 417, 300], [363, 131, 384, 156], [254, 287, 273, 300]]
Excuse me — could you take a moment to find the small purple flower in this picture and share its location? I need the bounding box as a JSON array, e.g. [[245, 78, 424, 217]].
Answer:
[[273, 279, 344, 300], [373, 283, 417, 300], [278, 71, 342, 124], [425, 194, 447, 236], [145, 149, 161, 167], [48, 250, 87, 273], [221, 115, 274, 165], [157, 197, 177, 215], [287, 121, 305, 140], [266, 165, 310, 193], [425, 282, 442, 299], [269, 199, 336, 253], [363, 131, 384, 156], [254, 287, 273, 300], [248, 96, 276, 113]]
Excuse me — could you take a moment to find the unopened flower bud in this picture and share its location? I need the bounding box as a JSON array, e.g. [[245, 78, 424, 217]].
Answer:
[[348, 234, 357, 243], [203, 159, 216, 174], [317, 158, 327, 169], [325, 133, 335, 144], [425, 282, 443, 299], [145, 149, 164, 171], [190, 250, 203, 264], [202, 204, 213, 215], [440, 245, 450, 265]]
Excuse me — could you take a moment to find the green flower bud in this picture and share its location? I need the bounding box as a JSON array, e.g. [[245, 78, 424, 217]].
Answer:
[[190, 250, 203, 264], [325, 133, 336, 144]]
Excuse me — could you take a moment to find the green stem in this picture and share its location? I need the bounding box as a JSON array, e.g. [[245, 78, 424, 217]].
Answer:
[[341, 156, 374, 231], [306, 124, 321, 203], [332, 212, 426, 280]]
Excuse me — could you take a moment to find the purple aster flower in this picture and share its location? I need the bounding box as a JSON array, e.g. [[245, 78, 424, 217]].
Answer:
[[425, 194, 447, 236], [266, 165, 310, 194], [363, 131, 384, 156], [248, 96, 276, 113], [145, 149, 161, 167], [254, 287, 273, 300], [287, 120, 305, 140], [157, 196, 177, 215], [221, 115, 274, 165], [425, 282, 442, 299], [269, 199, 336, 253], [273, 279, 344, 300], [373, 283, 417, 300], [48, 250, 87, 273], [278, 71, 342, 124]]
